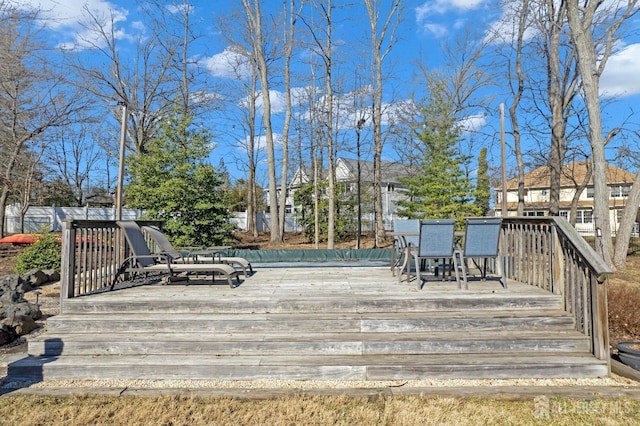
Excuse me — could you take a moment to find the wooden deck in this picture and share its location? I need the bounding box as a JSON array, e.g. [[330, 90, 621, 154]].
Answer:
[[8, 264, 609, 382]]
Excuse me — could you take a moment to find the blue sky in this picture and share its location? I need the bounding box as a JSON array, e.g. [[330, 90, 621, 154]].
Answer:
[[10, 0, 640, 188]]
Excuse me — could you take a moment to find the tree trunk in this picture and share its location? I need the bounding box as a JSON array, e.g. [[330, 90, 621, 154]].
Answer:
[[509, 0, 529, 217], [278, 0, 298, 242], [365, 0, 399, 246], [242, 0, 281, 243], [613, 171, 640, 269], [566, 1, 614, 266]]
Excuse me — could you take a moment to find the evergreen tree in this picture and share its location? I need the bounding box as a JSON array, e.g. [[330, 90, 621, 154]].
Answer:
[[294, 181, 355, 242], [397, 81, 480, 227], [125, 112, 235, 247], [474, 147, 491, 216]]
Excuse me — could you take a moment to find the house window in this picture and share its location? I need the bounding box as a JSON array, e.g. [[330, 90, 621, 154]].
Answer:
[[559, 211, 568, 219], [576, 210, 593, 224], [586, 187, 594, 198], [610, 185, 631, 198], [524, 211, 545, 217], [541, 189, 547, 196]]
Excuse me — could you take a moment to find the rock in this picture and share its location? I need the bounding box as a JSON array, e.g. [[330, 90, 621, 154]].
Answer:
[[3, 315, 38, 336], [0, 275, 24, 293], [3, 301, 42, 321], [21, 269, 49, 287], [0, 323, 17, 346], [17, 281, 34, 294], [0, 274, 43, 331], [44, 269, 60, 282]]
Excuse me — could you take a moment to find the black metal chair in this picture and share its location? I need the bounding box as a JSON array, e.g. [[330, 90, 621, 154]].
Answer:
[[456, 217, 506, 290], [413, 219, 459, 290]]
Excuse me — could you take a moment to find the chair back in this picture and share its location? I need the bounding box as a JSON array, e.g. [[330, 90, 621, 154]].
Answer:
[[393, 219, 420, 248], [141, 225, 181, 259], [418, 219, 455, 258], [463, 217, 502, 258], [117, 221, 156, 267]]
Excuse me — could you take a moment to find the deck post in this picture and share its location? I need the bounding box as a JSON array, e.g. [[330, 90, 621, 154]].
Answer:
[[551, 224, 565, 295], [60, 220, 77, 305], [591, 275, 611, 368]]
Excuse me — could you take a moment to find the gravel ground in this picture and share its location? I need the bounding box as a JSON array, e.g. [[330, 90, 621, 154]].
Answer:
[[6, 376, 638, 390]]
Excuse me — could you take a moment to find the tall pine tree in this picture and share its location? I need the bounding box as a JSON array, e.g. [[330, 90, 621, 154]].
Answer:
[[397, 80, 479, 226], [474, 147, 491, 216]]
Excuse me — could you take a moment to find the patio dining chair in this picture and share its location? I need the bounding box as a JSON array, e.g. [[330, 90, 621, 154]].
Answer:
[[412, 219, 460, 290], [456, 217, 506, 290], [392, 219, 420, 284], [112, 221, 240, 288], [141, 225, 253, 278]]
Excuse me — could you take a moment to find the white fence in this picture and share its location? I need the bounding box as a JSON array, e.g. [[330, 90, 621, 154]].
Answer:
[[4, 205, 393, 235], [3, 205, 144, 234]]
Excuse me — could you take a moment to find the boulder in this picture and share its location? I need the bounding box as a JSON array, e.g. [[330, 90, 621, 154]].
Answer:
[[44, 269, 60, 282], [0, 323, 17, 346], [0, 274, 43, 345], [2, 315, 38, 336], [3, 301, 42, 321], [21, 269, 49, 287]]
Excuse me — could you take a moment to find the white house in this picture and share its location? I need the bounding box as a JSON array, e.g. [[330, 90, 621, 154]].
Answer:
[[271, 158, 415, 229], [496, 161, 636, 235]]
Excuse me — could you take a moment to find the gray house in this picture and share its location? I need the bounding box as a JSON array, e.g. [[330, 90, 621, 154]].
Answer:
[[273, 157, 415, 228]]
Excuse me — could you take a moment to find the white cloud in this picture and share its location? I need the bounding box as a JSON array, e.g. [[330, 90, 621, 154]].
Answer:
[[11, 0, 129, 49], [423, 23, 448, 38], [416, 0, 487, 38], [236, 133, 283, 155], [255, 90, 287, 115], [415, 0, 486, 21], [600, 43, 640, 98], [202, 46, 251, 79], [457, 113, 486, 134]]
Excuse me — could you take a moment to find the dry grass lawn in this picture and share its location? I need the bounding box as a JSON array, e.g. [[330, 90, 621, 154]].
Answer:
[[0, 394, 639, 425]]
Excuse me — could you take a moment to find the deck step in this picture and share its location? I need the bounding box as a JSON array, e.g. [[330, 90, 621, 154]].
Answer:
[[28, 330, 592, 357], [14, 267, 608, 382], [60, 294, 563, 314], [7, 353, 609, 381], [41, 310, 575, 334]]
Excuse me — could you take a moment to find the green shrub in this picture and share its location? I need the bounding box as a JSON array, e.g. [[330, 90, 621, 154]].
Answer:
[[15, 233, 62, 274]]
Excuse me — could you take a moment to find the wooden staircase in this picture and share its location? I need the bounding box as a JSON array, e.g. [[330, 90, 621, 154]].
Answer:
[[12, 266, 609, 381]]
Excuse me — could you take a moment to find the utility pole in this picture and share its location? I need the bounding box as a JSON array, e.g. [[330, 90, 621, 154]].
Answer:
[[356, 118, 365, 249], [116, 102, 128, 220], [500, 103, 507, 217]]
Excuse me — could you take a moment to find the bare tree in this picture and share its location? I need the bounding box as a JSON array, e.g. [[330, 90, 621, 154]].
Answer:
[[278, 0, 304, 241], [566, 0, 639, 268], [302, 0, 338, 248], [507, 0, 530, 216], [0, 3, 82, 237], [364, 0, 401, 246], [46, 121, 104, 207], [70, 5, 181, 155], [241, 0, 282, 244]]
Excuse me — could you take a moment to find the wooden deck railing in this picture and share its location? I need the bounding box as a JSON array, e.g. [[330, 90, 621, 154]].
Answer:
[[60, 217, 612, 363], [59, 219, 163, 303], [501, 217, 612, 363]]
